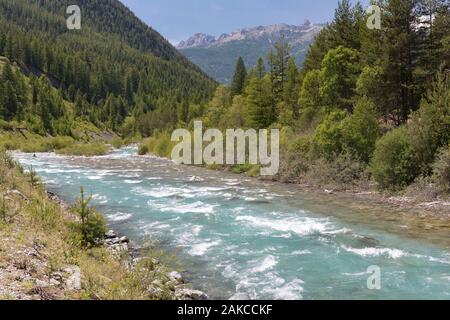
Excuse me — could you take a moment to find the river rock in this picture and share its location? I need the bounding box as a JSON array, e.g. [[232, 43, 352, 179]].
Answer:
[[147, 286, 165, 298], [175, 288, 208, 300], [119, 236, 130, 244], [105, 230, 118, 239], [64, 266, 81, 291], [168, 271, 183, 284]]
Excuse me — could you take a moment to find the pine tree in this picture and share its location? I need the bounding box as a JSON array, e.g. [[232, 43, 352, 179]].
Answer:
[[330, 0, 364, 50], [245, 75, 275, 129], [320, 46, 360, 112], [382, 0, 420, 124], [230, 57, 247, 97], [417, 1, 450, 75], [255, 57, 266, 79], [268, 36, 291, 103], [284, 58, 300, 118]]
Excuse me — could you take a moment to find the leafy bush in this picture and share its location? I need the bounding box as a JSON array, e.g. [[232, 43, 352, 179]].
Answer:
[[70, 187, 106, 248], [0, 119, 14, 130], [111, 138, 124, 149], [306, 151, 366, 187], [408, 71, 450, 174], [21, 140, 53, 153], [432, 146, 450, 194], [56, 143, 109, 156], [138, 144, 149, 155], [50, 136, 75, 150], [371, 126, 420, 190], [342, 97, 380, 163], [314, 110, 347, 157]]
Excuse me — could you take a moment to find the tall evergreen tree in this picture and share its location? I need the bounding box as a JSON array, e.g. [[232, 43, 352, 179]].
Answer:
[[382, 0, 420, 124], [230, 57, 247, 97], [245, 75, 275, 129], [268, 36, 291, 103], [284, 58, 300, 118]]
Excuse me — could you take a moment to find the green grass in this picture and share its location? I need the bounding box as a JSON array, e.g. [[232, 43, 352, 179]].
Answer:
[[0, 148, 177, 300], [56, 142, 109, 157]]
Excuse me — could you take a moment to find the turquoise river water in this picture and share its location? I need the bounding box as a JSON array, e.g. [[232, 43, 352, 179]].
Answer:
[[13, 147, 450, 300]]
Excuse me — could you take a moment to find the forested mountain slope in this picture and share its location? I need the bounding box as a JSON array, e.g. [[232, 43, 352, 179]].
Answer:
[[0, 0, 216, 136]]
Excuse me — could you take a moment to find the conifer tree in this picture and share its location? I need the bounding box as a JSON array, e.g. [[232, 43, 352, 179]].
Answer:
[[381, 0, 420, 124], [268, 36, 291, 103], [284, 58, 300, 118], [230, 57, 247, 97]]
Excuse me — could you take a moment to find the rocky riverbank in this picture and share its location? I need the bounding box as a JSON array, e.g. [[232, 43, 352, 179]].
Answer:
[[47, 191, 209, 301], [102, 229, 208, 301], [0, 150, 209, 300]]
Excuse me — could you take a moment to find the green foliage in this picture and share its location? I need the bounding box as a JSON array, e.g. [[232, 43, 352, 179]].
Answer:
[[0, 0, 215, 137], [56, 143, 109, 157], [432, 146, 450, 194], [230, 57, 247, 97], [371, 126, 420, 190], [319, 46, 360, 111], [268, 36, 291, 103], [342, 97, 380, 163], [0, 193, 8, 224], [180, 32, 317, 84], [111, 138, 124, 149], [203, 86, 231, 127], [138, 144, 149, 156], [307, 151, 366, 187], [245, 75, 275, 129], [28, 165, 39, 190], [356, 66, 385, 116], [408, 71, 450, 174], [283, 57, 300, 118], [298, 69, 322, 126], [313, 110, 347, 156], [70, 187, 106, 248], [220, 95, 247, 128], [139, 132, 175, 159]]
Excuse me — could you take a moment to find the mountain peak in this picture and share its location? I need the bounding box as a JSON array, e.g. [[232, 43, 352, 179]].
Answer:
[[177, 21, 319, 49], [177, 33, 217, 49]]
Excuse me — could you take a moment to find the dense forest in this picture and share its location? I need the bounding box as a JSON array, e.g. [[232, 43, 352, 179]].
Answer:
[[0, 0, 216, 136], [142, 0, 450, 194], [1, 0, 449, 194]]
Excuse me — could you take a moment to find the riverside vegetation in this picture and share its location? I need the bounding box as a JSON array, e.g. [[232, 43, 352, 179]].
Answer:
[[0, 0, 449, 298], [139, 1, 450, 203], [0, 149, 208, 300], [1, 0, 448, 198]]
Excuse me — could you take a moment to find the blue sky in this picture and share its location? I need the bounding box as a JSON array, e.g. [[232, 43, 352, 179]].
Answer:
[[120, 0, 368, 45]]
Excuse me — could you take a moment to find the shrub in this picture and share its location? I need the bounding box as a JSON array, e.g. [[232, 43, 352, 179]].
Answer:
[[370, 126, 420, 190], [138, 144, 149, 155], [21, 139, 53, 153], [432, 146, 450, 194], [0, 119, 14, 131], [56, 143, 109, 156], [306, 151, 366, 187], [408, 71, 450, 174], [111, 138, 124, 149], [0, 138, 20, 151], [70, 187, 106, 248], [50, 136, 74, 150], [314, 110, 347, 157], [342, 97, 380, 163]]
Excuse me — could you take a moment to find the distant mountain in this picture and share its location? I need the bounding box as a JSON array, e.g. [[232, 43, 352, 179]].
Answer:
[[178, 21, 324, 83], [0, 0, 216, 134]]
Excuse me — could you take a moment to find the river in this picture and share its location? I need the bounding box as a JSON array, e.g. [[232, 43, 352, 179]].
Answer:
[[13, 147, 450, 300]]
